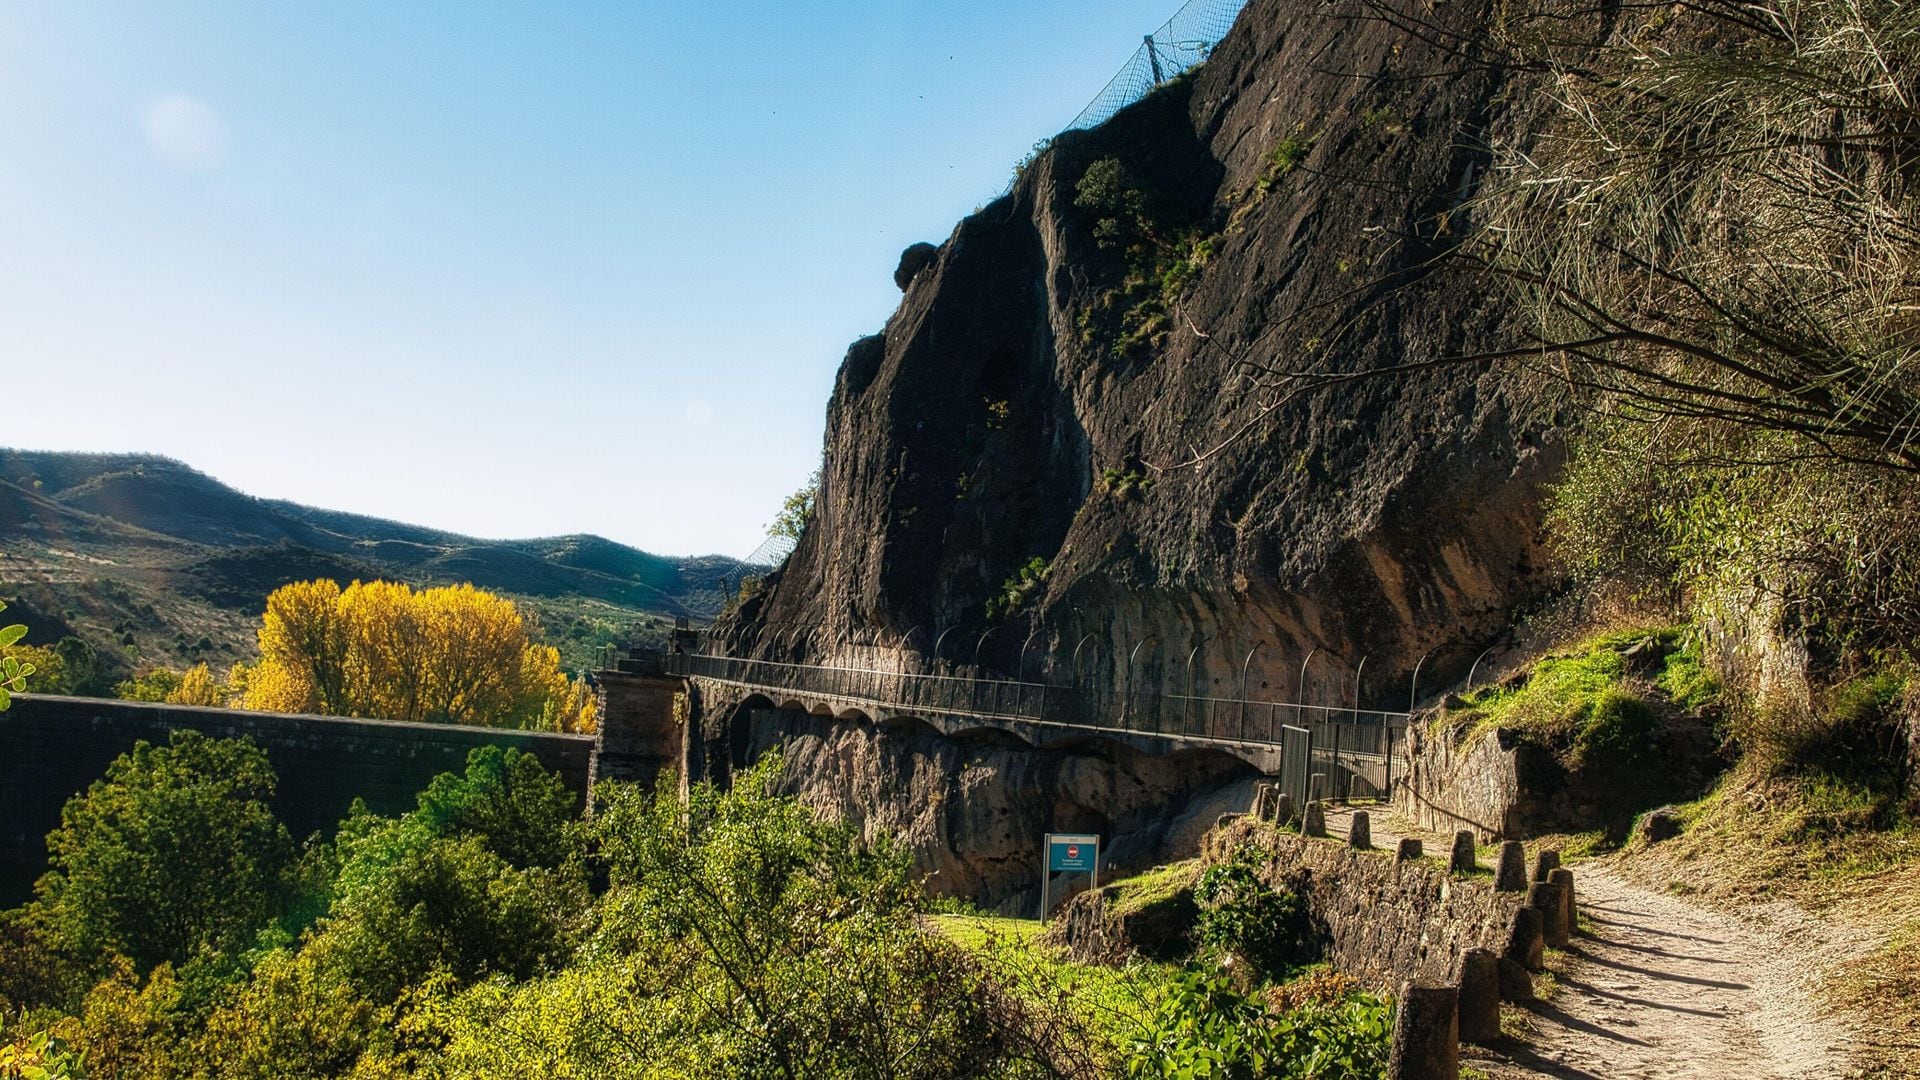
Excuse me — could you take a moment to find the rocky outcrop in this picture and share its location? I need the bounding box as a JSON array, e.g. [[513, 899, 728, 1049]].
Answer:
[[893, 242, 940, 290], [711, 694, 1259, 911], [1395, 709, 1723, 841], [718, 0, 1571, 707]]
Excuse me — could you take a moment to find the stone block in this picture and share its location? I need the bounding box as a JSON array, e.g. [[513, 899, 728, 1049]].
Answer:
[[1506, 907, 1545, 971], [1639, 806, 1682, 843], [1548, 868, 1576, 931], [1456, 949, 1501, 1045], [1532, 849, 1560, 883], [1449, 830, 1477, 874], [1497, 956, 1534, 1002], [1250, 782, 1274, 820], [1274, 792, 1295, 824], [1388, 981, 1460, 1080], [1396, 837, 1423, 861], [1303, 800, 1328, 838], [1529, 882, 1569, 948], [1494, 842, 1528, 892], [1348, 810, 1372, 849]]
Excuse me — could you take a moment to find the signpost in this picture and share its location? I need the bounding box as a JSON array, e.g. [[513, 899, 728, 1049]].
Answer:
[[1040, 832, 1100, 919]]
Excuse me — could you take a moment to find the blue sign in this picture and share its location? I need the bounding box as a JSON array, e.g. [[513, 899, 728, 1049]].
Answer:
[[1048, 833, 1098, 873]]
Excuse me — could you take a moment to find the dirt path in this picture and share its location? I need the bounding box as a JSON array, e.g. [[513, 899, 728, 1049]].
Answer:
[[1319, 808, 1859, 1078]]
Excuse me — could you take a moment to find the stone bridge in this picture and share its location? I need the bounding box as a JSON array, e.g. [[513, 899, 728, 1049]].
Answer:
[[594, 647, 1408, 801]]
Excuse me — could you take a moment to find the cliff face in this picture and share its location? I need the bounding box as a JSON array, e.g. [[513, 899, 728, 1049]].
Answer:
[[721, 0, 1561, 705]]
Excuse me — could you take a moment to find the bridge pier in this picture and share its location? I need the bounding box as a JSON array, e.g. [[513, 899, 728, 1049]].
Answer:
[[592, 647, 691, 795]]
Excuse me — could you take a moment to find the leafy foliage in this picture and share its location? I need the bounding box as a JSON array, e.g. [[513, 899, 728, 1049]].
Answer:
[[768, 469, 819, 543], [1072, 157, 1212, 363], [30, 730, 296, 974], [1194, 859, 1318, 983], [1126, 968, 1390, 1079], [0, 601, 35, 712], [245, 579, 593, 730], [987, 557, 1052, 623]]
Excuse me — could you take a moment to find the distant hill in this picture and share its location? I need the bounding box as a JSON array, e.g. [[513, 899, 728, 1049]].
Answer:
[[0, 449, 746, 676]]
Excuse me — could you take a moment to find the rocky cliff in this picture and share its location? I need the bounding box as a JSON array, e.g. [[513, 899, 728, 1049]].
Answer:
[[705, 0, 1576, 903], [721, 0, 1561, 703]]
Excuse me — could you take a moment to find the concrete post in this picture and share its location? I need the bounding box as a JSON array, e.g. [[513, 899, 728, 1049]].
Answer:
[[1395, 837, 1423, 861], [1449, 830, 1477, 874], [1532, 849, 1560, 883], [1549, 867, 1577, 932], [1530, 882, 1570, 948], [1348, 810, 1372, 849], [1274, 792, 1295, 825], [1494, 842, 1528, 892], [1388, 981, 1460, 1080], [1250, 782, 1274, 820], [1506, 907, 1545, 972], [1456, 949, 1502, 1045], [1303, 800, 1327, 838]]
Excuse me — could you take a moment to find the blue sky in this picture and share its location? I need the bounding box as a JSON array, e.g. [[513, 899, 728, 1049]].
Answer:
[[0, 1, 1182, 557]]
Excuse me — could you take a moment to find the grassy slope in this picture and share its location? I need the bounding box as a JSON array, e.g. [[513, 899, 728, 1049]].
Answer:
[[1470, 625, 1919, 1073]]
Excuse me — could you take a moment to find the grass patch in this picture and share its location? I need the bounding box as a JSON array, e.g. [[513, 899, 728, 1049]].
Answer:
[[1104, 860, 1201, 918], [1644, 764, 1920, 897], [927, 913, 1045, 951]]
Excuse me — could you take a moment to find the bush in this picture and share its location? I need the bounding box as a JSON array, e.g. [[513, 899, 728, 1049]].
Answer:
[[1126, 967, 1390, 1079], [1194, 858, 1318, 982], [30, 730, 296, 974]]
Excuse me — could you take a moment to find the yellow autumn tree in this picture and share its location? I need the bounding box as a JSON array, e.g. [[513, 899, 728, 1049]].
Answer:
[[165, 663, 228, 707], [245, 580, 593, 731]]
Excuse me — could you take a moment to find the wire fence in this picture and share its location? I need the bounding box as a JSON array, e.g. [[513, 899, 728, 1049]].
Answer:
[[1065, 0, 1251, 133]]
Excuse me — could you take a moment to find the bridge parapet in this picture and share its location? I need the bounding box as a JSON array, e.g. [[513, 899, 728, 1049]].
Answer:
[[667, 652, 1410, 794]]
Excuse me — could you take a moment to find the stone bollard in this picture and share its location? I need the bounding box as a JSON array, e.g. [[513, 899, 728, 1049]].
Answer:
[[1549, 867, 1577, 932], [1303, 800, 1328, 838], [1506, 906, 1545, 972], [1449, 830, 1478, 874], [1388, 981, 1460, 1080], [1456, 949, 1502, 1045], [1396, 837, 1423, 861], [1530, 881, 1570, 948], [1274, 792, 1295, 825], [1250, 782, 1274, 821], [1349, 810, 1372, 849], [1497, 956, 1534, 1003], [1532, 849, 1560, 883], [1494, 842, 1528, 892]]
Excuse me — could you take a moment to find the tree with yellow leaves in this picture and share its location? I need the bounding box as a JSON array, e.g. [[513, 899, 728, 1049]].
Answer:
[[245, 580, 593, 731]]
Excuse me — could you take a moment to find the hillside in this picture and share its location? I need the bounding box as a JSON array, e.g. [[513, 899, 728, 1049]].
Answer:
[[0, 448, 744, 675]]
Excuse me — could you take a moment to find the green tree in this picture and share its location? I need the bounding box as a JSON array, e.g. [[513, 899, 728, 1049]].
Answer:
[[767, 470, 819, 543], [53, 636, 106, 697], [31, 730, 296, 973], [430, 757, 1091, 1078]]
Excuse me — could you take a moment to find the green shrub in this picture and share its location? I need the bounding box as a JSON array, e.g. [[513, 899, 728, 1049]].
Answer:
[[1194, 858, 1318, 982], [986, 557, 1051, 622], [1127, 967, 1390, 1079]]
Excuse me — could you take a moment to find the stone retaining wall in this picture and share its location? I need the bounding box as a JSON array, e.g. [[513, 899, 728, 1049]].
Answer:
[[0, 694, 594, 905], [1056, 817, 1525, 991]]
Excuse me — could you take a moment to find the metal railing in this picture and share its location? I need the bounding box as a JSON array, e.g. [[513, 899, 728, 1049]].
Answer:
[[663, 652, 1408, 796]]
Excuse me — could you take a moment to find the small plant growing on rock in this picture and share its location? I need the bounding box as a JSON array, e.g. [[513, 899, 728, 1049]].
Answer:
[[986, 557, 1050, 623]]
